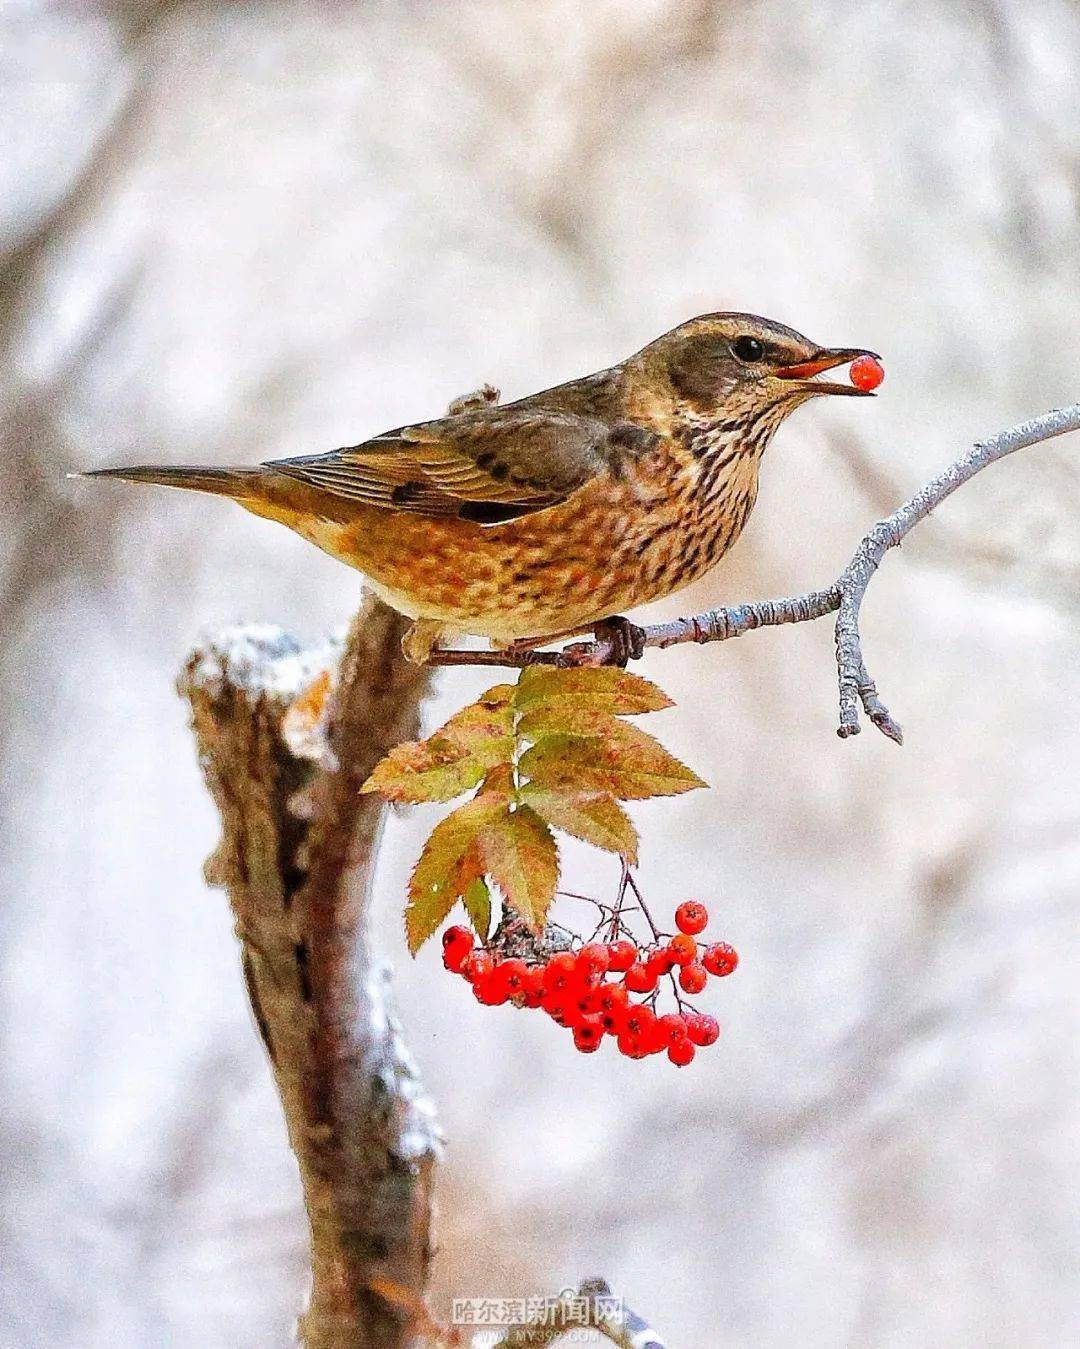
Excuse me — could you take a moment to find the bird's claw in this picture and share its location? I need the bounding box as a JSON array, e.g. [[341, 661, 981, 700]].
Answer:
[[563, 616, 646, 668]]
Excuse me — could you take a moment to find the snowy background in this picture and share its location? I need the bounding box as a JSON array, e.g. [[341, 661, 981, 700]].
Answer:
[[3, 2, 1079, 1345]]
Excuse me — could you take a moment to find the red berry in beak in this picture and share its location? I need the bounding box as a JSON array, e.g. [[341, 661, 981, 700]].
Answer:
[[849, 354, 884, 392]]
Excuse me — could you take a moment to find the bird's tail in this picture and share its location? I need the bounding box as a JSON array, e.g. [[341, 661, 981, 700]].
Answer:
[[80, 464, 261, 499]]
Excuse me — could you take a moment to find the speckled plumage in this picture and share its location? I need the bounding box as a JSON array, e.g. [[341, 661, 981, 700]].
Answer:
[[89, 313, 876, 658]]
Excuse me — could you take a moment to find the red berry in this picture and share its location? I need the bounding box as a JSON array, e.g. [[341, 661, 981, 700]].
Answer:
[[679, 962, 708, 994], [624, 961, 657, 994], [646, 947, 677, 978], [573, 1013, 605, 1052], [442, 925, 474, 951], [606, 939, 638, 973], [541, 990, 570, 1023], [577, 942, 611, 977], [675, 901, 708, 935], [598, 983, 629, 1015], [667, 933, 698, 966], [569, 987, 602, 1023], [474, 968, 509, 1005], [686, 1012, 720, 1046], [443, 944, 471, 974], [542, 952, 578, 994], [657, 1012, 688, 1046], [617, 1031, 647, 1059], [522, 966, 545, 1008], [644, 1025, 668, 1055], [623, 1004, 657, 1040], [461, 951, 494, 984], [499, 958, 530, 998], [667, 1039, 696, 1067], [596, 984, 629, 1035], [849, 354, 884, 392], [702, 943, 739, 978], [624, 1005, 664, 1053]]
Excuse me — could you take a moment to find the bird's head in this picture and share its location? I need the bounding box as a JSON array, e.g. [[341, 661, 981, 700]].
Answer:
[[639, 312, 879, 420]]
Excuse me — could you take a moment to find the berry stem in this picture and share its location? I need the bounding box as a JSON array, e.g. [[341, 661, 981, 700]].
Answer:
[[623, 865, 663, 943]]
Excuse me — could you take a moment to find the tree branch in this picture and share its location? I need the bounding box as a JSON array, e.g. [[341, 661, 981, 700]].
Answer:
[[427, 404, 1080, 742], [178, 598, 440, 1349]]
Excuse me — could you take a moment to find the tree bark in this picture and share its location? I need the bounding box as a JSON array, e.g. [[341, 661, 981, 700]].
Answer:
[[179, 596, 440, 1349]]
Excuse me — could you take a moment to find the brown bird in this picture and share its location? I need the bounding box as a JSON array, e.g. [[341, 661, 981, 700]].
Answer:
[[87, 313, 877, 661]]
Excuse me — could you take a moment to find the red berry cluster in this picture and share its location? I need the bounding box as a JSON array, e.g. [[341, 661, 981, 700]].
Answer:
[[440, 900, 737, 1067]]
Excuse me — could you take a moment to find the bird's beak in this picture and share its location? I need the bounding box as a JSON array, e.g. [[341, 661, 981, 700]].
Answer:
[[774, 347, 880, 396]]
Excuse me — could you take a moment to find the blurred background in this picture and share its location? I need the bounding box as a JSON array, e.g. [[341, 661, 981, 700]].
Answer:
[[3, 1, 1080, 1345]]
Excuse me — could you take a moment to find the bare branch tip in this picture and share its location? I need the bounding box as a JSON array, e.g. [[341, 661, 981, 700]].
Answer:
[[873, 714, 905, 745]]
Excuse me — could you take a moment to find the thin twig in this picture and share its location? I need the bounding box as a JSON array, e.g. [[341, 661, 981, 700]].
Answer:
[[426, 404, 1080, 742], [831, 405, 1080, 737]]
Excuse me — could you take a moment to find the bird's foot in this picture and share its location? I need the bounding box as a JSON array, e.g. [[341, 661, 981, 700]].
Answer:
[[564, 615, 646, 668], [498, 624, 592, 654], [401, 619, 447, 665]]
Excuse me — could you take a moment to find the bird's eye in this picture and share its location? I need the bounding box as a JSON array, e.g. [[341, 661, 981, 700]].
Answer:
[[733, 335, 765, 363]]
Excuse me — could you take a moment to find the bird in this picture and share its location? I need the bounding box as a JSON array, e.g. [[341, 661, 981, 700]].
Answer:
[[86, 312, 878, 663]]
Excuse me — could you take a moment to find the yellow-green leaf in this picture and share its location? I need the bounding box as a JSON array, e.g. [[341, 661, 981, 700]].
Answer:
[[362, 739, 486, 802], [454, 838, 486, 893], [476, 683, 516, 707], [479, 763, 515, 797], [520, 785, 638, 864], [518, 704, 625, 742], [462, 876, 493, 942], [518, 722, 706, 800], [405, 794, 508, 952], [477, 804, 558, 931], [362, 698, 513, 803], [437, 699, 515, 767], [513, 666, 673, 715]]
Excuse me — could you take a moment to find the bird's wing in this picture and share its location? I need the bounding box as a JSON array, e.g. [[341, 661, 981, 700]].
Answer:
[[265, 407, 655, 522]]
